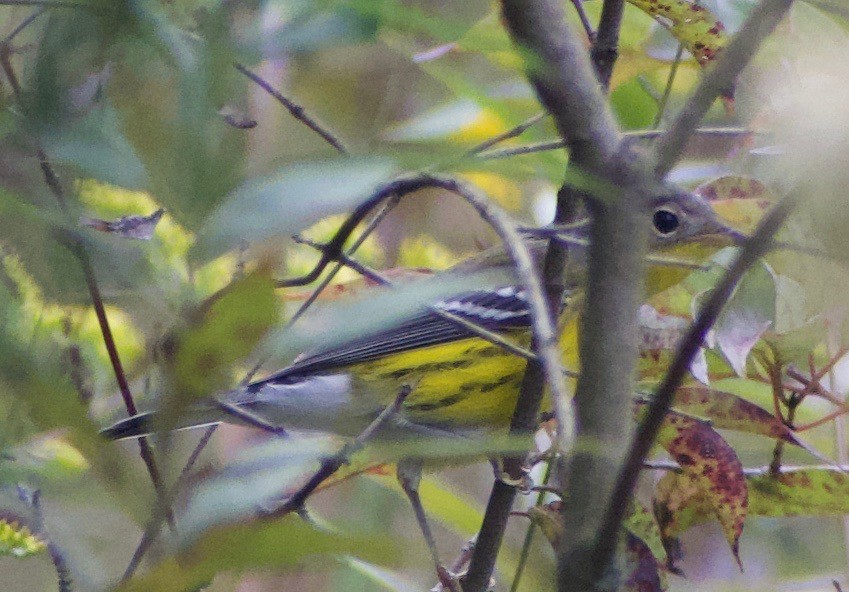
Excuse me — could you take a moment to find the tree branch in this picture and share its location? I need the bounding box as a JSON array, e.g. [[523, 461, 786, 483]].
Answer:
[[591, 0, 627, 88], [465, 1, 640, 591], [235, 62, 347, 154]]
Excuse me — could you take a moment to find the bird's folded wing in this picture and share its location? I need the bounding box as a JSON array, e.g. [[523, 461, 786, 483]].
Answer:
[[253, 286, 536, 384]]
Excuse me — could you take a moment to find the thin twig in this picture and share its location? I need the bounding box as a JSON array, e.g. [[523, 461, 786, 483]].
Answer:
[[2, 7, 46, 44], [235, 62, 347, 154], [122, 425, 218, 581], [570, 0, 595, 41], [510, 459, 555, 592], [267, 386, 411, 517], [466, 112, 547, 156], [594, 191, 799, 573], [652, 0, 795, 177], [24, 489, 74, 592], [478, 127, 755, 159], [652, 44, 685, 129], [0, 49, 173, 528], [288, 195, 399, 324]]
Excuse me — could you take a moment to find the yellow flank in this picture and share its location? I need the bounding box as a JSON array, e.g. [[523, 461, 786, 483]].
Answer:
[[349, 311, 583, 429]]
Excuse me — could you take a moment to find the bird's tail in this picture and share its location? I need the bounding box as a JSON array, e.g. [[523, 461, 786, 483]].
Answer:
[[101, 409, 220, 440]]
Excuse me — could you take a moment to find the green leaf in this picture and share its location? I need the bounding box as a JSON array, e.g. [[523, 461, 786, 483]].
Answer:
[[193, 158, 396, 262], [41, 106, 148, 190], [117, 517, 398, 592], [171, 272, 280, 400], [0, 514, 45, 558], [178, 436, 337, 541], [611, 78, 658, 130], [0, 189, 161, 306], [670, 386, 811, 447]]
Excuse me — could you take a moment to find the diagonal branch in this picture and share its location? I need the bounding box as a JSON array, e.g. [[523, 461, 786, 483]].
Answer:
[[235, 62, 348, 154]]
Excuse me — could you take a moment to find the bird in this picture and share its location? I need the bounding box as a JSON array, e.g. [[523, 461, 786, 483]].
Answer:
[[102, 188, 743, 586], [103, 190, 742, 442]]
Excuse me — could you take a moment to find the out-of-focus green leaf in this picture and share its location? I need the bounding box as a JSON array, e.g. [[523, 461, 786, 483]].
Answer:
[[41, 107, 148, 190], [803, 0, 849, 22], [109, 4, 246, 230], [0, 437, 89, 486], [171, 272, 280, 400], [611, 78, 658, 130], [0, 189, 160, 306], [193, 158, 396, 262], [0, 514, 45, 558], [254, 6, 380, 57], [117, 516, 398, 592], [179, 436, 337, 541]]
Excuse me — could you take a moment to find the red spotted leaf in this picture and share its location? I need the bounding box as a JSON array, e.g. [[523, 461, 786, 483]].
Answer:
[[654, 409, 747, 567], [652, 470, 714, 572], [671, 386, 811, 446], [623, 532, 665, 592], [624, 500, 668, 566], [748, 467, 849, 517], [628, 0, 729, 67]]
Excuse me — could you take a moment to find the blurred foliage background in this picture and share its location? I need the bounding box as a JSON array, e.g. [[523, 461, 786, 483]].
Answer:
[[3, 0, 849, 591]]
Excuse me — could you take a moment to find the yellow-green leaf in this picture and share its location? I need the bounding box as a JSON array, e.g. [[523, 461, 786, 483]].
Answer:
[[0, 514, 46, 558], [629, 0, 729, 67]]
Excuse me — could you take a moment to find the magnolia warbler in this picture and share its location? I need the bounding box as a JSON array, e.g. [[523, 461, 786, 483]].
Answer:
[[103, 190, 742, 441]]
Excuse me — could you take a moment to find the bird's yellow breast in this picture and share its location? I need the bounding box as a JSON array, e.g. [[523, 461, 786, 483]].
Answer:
[[349, 317, 581, 429]]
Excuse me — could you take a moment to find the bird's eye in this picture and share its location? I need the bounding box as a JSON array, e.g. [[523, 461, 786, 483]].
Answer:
[[653, 208, 680, 236]]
